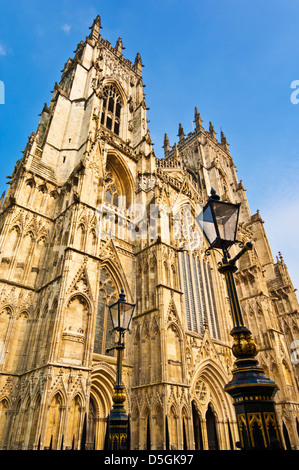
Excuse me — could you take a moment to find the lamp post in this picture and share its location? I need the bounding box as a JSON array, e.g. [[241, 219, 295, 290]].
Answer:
[[106, 288, 135, 450], [200, 189, 283, 450]]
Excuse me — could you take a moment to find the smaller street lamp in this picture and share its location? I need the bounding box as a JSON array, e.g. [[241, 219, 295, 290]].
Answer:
[[106, 288, 135, 450], [108, 288, 135, 334], [200, 189, 283, 450]]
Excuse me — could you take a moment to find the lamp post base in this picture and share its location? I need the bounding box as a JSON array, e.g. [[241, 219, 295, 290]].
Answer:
[[225, 354, 283, 450], [108, 407, 129, 450], [218, 261, 284, 450], [108, 386, 129, 450]]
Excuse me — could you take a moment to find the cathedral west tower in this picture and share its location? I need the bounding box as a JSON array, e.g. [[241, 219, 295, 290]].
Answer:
[[0, 14, 298, 450]]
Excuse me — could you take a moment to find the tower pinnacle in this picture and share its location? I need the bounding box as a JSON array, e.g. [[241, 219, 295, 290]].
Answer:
[[194, 107, 203, 129], [220, 129, 230, 152], [115, 37, 125, 56], [178, 123, 185, 141], [209, 121, 217, 140], [163, 133, 170, 157], [89, 14, 102, 40], [134, 52, 144, 74]]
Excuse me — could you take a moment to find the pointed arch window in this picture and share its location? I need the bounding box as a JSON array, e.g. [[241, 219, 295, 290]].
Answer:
[[94, 268, 118, 356], [100, 85, 122, 135]]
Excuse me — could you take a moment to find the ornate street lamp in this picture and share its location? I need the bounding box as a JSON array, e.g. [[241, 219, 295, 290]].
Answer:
[[106, 288, 135, 450], [199, 189, 241, 254], [199, 189, 284, 450]]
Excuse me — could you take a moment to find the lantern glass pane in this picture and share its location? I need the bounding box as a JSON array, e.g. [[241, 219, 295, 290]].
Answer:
[[201, 204, 218, 246], [109, 303, 120, 330], [119, 302, 134, 330], [212, 202, 239, 242]]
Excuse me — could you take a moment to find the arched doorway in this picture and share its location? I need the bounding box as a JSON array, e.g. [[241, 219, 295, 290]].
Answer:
[[88, 364, 115, 450], [206, 403, 219, 450], [191, 360, 238, 450], [192, 401, 203, 450], [283, 422, 292, 450], [85, 397, 96, 450]]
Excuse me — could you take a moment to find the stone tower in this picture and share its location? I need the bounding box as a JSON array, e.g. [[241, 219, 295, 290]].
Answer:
[[0, 15, 298, 450]]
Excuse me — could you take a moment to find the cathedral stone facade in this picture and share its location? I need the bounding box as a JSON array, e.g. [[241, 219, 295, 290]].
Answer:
[[0, 15, 298, 450]]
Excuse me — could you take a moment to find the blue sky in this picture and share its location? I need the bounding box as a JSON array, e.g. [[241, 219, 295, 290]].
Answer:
[[0, 0, 298, 291]]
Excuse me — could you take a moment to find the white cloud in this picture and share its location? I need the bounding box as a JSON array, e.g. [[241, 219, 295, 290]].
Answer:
[[61, 24, 72, 34], [0, 44, 7, 56]]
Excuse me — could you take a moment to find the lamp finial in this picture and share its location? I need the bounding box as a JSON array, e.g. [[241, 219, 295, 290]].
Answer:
[[119, 287, 126, 301], [210, 188, 220, 201]]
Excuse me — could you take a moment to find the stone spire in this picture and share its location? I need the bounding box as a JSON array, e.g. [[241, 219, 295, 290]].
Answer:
[[89, 15, 102, 40]]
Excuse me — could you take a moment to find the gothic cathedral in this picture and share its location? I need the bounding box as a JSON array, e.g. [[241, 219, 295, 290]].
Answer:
[[0, 15, 298, 450]]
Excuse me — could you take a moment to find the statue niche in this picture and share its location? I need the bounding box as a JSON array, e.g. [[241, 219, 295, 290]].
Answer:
[[60, 295, 89, 365]]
